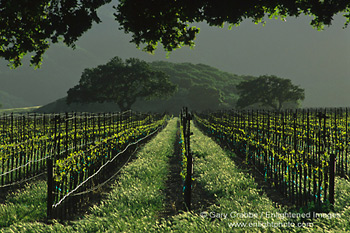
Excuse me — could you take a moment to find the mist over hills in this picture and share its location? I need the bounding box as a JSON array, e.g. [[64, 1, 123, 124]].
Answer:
[[0, 91, 33, 109], [0, 43, 105, 107]]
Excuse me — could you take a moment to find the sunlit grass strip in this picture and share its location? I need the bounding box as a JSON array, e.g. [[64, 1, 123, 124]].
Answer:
[[191, 122, 289, 231], [0, 106, 41, 114], [1, 118, 177, 232]]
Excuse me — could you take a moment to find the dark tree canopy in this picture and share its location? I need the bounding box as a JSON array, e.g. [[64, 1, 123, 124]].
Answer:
[[66, 56, 177, 112], [1, 1, 350, 67], [115, 0, 350, 53], [236, 75, 305, 111], [0, 0, 111, 68]]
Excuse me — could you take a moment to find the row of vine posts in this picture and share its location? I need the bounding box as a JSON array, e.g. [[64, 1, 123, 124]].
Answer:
[[194, 108, 340, 209], [180, 107, 193, 211]]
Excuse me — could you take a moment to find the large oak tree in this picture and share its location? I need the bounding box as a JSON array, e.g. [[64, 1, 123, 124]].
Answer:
[[236, 75, 305, 111], [66, 56, 177, 112], [1, 1, 350, 67]]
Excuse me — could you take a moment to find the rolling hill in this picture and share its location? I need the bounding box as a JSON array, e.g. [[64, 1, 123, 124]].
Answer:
[[35, 61, 254, 114]]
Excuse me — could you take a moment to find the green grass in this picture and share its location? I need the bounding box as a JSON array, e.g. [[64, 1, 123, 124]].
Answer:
[[0, 180, 47, 228]]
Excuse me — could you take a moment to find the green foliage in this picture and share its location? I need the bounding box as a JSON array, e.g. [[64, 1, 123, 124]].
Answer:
[[194, 110, 338, 203], [53, 116, 168, 184], [193, 112, 350, 232], [0, 0, 111, 68], [1, 119, 177, 232], [2, 1, 350, 67], [115, 0, 350, 53], [66, 57, 177, 112], [236, 75, 305, 110]]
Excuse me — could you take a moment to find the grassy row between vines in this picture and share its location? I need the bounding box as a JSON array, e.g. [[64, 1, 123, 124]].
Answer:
[[187, 121, 350, 232], [153, 121, 292, 232]]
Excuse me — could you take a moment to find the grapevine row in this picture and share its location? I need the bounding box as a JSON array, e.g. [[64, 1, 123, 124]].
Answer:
[[0, 111, 165, 188], [193, 108, 348, 208], [48, 113, 169, 219]]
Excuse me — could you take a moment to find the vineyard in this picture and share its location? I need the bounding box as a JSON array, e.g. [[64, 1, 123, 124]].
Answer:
[[0, 111, 169, 219], [194, 108, 350, 208], [1, 108, 350, 232]]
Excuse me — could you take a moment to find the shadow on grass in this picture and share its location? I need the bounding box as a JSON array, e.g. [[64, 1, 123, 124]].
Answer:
[[0, 177, 47, 228], [190, 151, 217, 214], [223, 145, 295, 209], [158, 126, 184, 218], [0, 173, 47, 205], [160, 121, 216, 219]]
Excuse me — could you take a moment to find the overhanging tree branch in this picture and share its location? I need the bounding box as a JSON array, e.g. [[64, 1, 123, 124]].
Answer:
[[1, 1, 350, 67]]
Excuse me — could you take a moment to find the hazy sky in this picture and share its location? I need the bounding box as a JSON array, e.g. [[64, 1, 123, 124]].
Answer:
[[1, 2, 350, 108]]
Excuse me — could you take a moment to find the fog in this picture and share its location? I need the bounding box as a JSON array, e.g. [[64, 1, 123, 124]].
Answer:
[[0, 2, 349, 108]]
